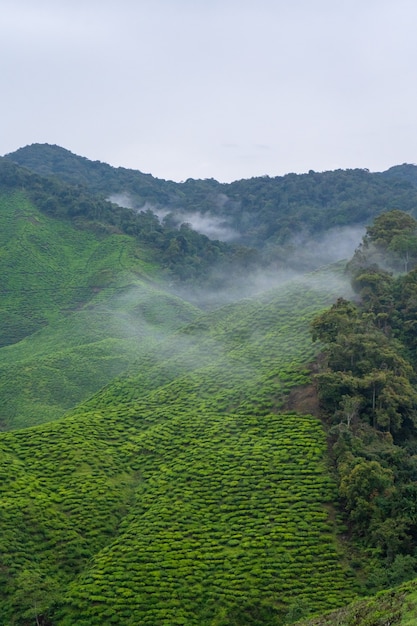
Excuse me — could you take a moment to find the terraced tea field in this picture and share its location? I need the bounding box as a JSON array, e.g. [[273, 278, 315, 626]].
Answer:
[[0, 270, 359, 625], [86, 269, 352, 418], [57, 409, 356, 625], [0, 402, 357, 625], [0, 190, 199, 429]]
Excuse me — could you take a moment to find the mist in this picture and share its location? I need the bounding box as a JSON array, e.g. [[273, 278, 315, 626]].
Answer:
[[171, 223, 362, 309], [7, 220, 360, 428], [282, 224, 366, 271], [107, 191, 239, 241], [106, 191, 364, 309], [108, 193, 136, 210], [91, 263, 348, 405], [169, 211, 238, 242]]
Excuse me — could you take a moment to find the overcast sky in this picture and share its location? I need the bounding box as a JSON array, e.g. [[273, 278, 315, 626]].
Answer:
[[1, 0, 417, 182]]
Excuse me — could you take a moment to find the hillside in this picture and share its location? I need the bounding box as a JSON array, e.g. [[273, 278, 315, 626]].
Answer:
[[297, 578, 417, 625], [6, 144, 417, 268], [1, 150, 417, 625], [0, 156, 252, 289], [0, 159, 261, 429], [0, 187, 201, 429], [0, 270, 359, 625]]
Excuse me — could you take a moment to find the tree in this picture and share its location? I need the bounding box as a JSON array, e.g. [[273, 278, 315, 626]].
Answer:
[[366, 210, 417, 250], [11, 567, 59, 626], [350, 268, 394, 320], [348, 210, 417, 275], [310, 298, 359, 344], [388, 232, 417, 272], [339, 459, 394, 533], [337, 394, 362, 430]]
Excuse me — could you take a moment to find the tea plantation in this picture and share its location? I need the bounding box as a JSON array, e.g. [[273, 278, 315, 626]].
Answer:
[[0, 270, 360, 625], [297, 579, 417, 626], [3, 148, 417, 625], [0, 190, 200, 429]]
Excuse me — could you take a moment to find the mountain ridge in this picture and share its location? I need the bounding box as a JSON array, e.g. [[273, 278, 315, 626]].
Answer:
[[7, 142, 417, 185], [6, 144, 417, 258]]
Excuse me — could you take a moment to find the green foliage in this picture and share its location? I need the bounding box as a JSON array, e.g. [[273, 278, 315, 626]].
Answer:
[[311, 210, 417, 589], [55, 410, 354, 625], [7, 145, 417, 271], [312, 299, 417, 434], [366, 210, 417, 250], [295, 578, 417, 625], [339, 459, 394, 531], [391, 269, 417, 361], [0, 156, 253, 288], [9, 567, 60, 625], [348, 210, 417, 275], [3, 153, 417, 625], [0, 190, 201, 428], [0, 270, 359, 625]]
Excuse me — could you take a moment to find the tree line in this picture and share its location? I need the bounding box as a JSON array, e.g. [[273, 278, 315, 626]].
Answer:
[[311, 209, 417, 590]]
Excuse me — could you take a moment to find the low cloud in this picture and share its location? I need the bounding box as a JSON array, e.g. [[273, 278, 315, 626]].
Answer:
[[108, 192, 238, 241], [282, 225, 366, 271], [175, 212, 238, 241], [108, 192, 136, 210], [172, 223, 362, 308], [107, 193, 364, 307]]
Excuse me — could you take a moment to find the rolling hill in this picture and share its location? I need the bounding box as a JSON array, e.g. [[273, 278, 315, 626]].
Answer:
[[0, 148, 416, 625], [0, 269, 359, 625], [0, 188, 200, 429], [297, 578, 417, 626]]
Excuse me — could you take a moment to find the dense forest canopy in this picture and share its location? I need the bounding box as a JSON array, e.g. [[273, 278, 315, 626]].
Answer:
[[311, 210, 417, 593], [6, 144, 417, 258]]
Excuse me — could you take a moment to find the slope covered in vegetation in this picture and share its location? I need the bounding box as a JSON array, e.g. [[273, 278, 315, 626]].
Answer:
[[2, 148, 417, 625], [0, 187, 200, 429], [0, 156, 254, 288], [7, 144, 417, 264], [296, 578, 417, 626], [0, 271, 359, 625], [310, 211, 417, 607]]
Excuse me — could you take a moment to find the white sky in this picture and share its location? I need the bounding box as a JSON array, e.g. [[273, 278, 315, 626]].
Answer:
[[1, 0, 417, 182]]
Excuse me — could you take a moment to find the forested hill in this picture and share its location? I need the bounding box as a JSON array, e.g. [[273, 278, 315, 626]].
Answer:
[[0, 156, 256, 288], [6, 144, 417, 255], [381, 163, 417, 187]]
